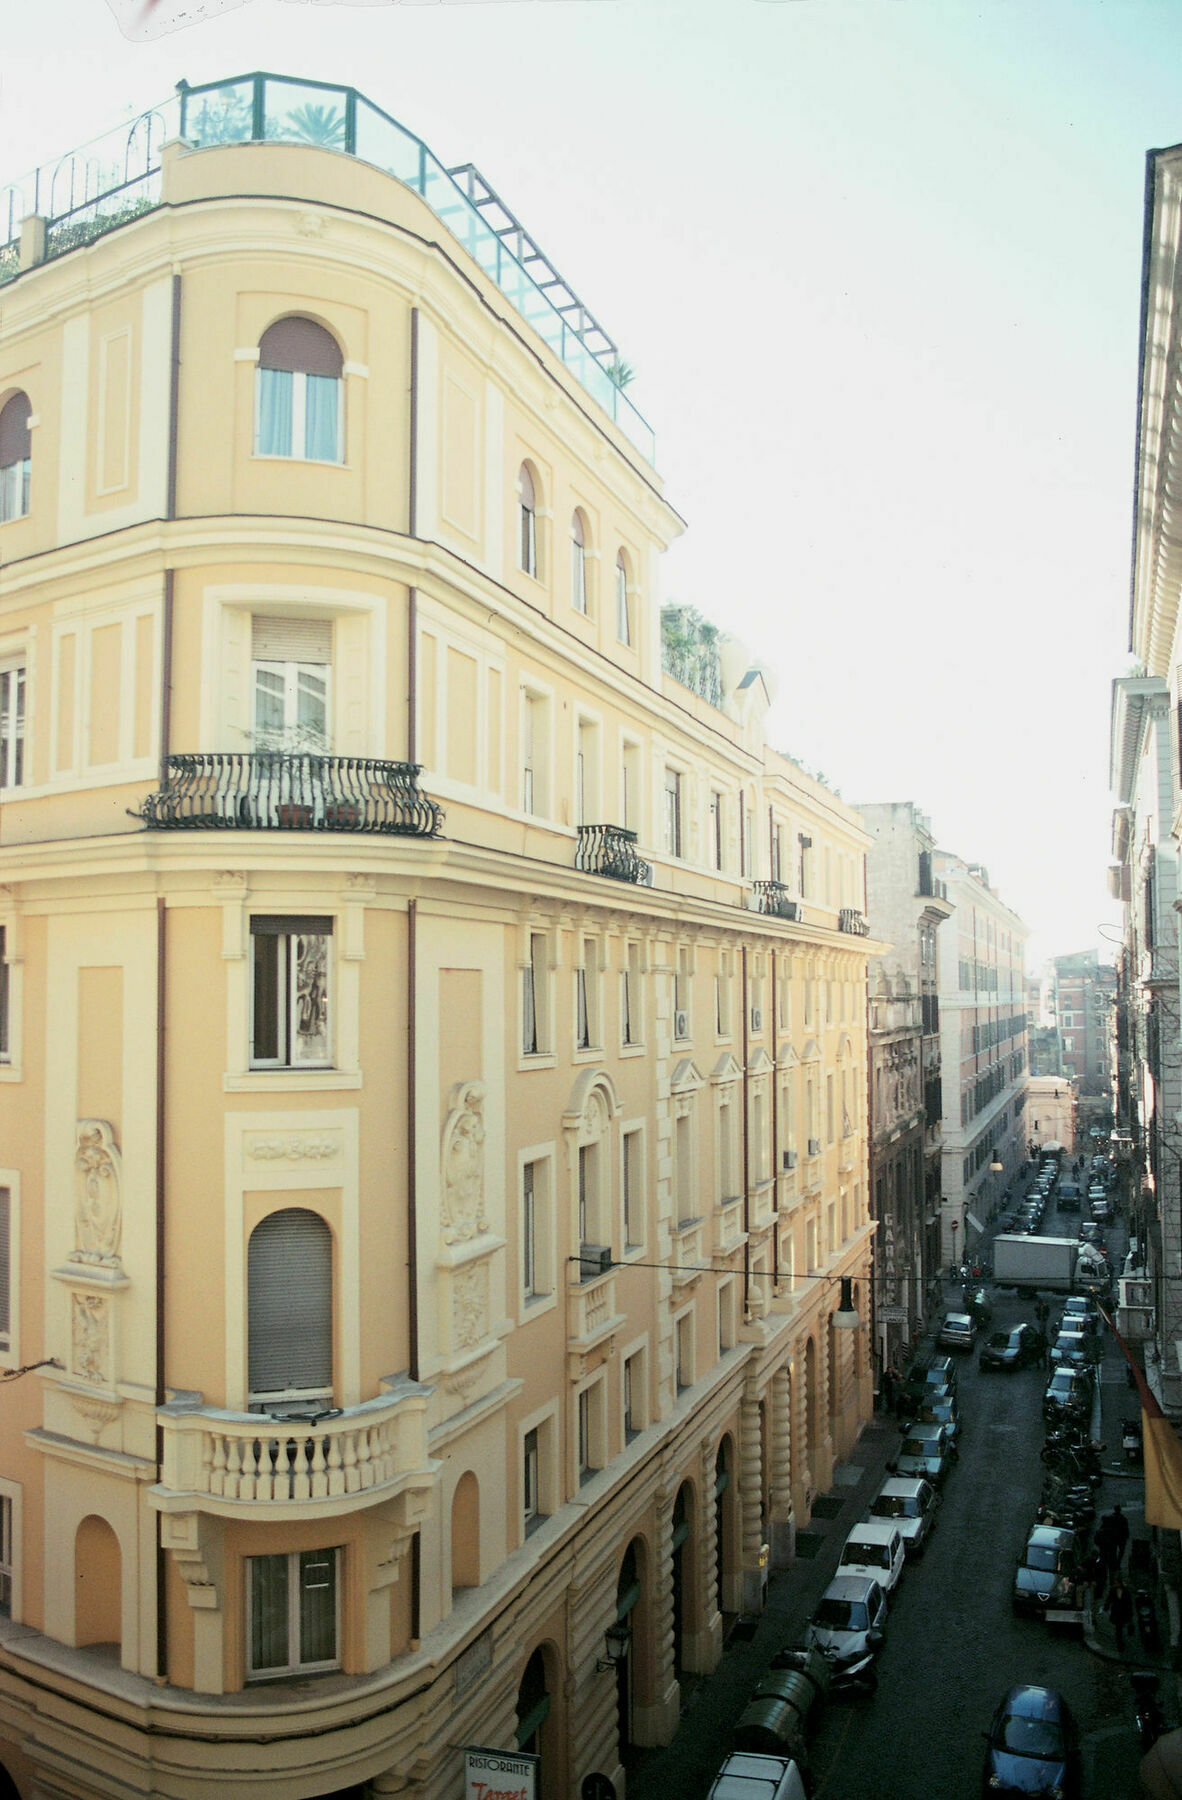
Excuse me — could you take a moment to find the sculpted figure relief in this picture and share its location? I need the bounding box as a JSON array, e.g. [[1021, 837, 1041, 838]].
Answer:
[[72, 1120, 122, 1266], [440, 1082, 489, 1244]]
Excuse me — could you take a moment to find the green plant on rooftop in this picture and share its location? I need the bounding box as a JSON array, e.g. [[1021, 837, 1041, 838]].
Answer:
[[46, 194, 158, 260], [279, 104, 347, 149], [188, 91, 253, 147], [605, 358, 635, 390], [661, 603, 723, 709]]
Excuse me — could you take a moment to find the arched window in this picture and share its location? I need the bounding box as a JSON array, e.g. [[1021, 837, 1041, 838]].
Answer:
[[248, 1207, 333, 1405], [615, 552, 631, 645], [256, 318, 343, 463], [0, 394, 31, 524], [518, 464, 538, 577], [570, 511, 588, 615]]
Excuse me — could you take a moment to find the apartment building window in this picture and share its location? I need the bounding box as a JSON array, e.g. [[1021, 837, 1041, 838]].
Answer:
[[624, 1350, 645, 1440], [571, 511, 589, 614], [250, 918, 332, 1067], [664, 766, 683, 858], [523, 1161, 539, 1298], [0, 394, 32, 523], [575, 939, 600, 1051], [252, 617, 331, 751], [523, 1427, 542, 1529], [247, 1208, 333, 1405], [826, 1075, 836, 1144], [769, 810, 783, 883], [577, 1389, 592, 1482], [578, 1142, 606, 1248], [798, 833, 813, 897], [715, 952, 732, 1037], [518, 464, 539, 577], [576, 718, 600, 825], [623, 1129, 643, 1247], [0, 665, 25, 789], [247, 1549, 339, 1680], [675, 946, 692, 1038], [745, 802, 756, 877], [676, 1311, 694, 1391], [0, 1187, 10, 1354], [0, 929, 8, 1061], [675, 1108, 696, 1224], [622, 942, 642, 1047], [615, 552, 631, 645], [709, 791, 724, 870], [0, 1494, 12, 1614], [523, 932, 549, 1056], [521, 689, 550, 815], [621, 739, 640, 832], [256, 318, 343, 463]]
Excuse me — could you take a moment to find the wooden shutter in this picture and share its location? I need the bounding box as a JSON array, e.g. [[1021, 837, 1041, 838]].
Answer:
[[0, 395, 31, 470], [247, 1208, 332, 1397], [251, 617, 333, 665], [258, 318, 343, 378]]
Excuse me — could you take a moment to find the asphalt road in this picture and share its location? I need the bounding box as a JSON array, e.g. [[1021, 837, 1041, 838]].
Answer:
[[807, 1209, 1147, 1799]]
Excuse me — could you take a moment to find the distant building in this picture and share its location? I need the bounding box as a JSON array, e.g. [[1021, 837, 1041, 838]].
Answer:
[[1026, 1076, 1075, 1155], [1052, 950, 1114, 1097], [933, 855, 1029, 1264], [859, 803, 953, 1371]]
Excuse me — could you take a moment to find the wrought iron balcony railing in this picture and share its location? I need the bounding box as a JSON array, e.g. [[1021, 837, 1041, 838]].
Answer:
[[839, 908, 870, 936], [576, 823, 653, 886], [753, 880, 800, 921], [132, 752, 444, 836]]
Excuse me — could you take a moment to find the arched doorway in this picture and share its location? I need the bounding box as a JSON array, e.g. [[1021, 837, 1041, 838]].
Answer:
[[0, 1763, 22, 1800], [451, 1472, 479, 1592], [74, 1515, 121, 1648], [515, 1644, 558, 1800], [615, 1540, 643, 1760], [714, 1438, 735, 1619], [671, 1483, 692, 1684], [803, 1338, 818, 1475]]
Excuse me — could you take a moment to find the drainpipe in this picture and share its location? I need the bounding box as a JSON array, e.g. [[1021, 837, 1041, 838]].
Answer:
[[742, 945, 751, 1315], [408, 307, 419, 764], [407, 898, 419, 1383], [155, 896, 168, 1681], [771, 947, 779, 1287]]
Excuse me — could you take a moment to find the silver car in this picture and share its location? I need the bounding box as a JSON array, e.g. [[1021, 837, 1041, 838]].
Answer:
[[806, 1574, 888, 1661]]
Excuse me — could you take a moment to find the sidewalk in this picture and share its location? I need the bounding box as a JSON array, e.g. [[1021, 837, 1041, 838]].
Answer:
[[627, 1416, 899, 1798]]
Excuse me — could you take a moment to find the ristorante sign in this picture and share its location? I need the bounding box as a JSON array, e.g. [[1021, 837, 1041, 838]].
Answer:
[[464, 1747, 540, 1800]]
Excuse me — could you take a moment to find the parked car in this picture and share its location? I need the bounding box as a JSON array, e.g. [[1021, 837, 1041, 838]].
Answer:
[[982, 1685, 1081, 1798], [938, 1312, 977, 1353], [900, 1354, 956, 1408], [1013, 1525, 1079, 1616], [1056, 1181, 1082, 1211], [894, 1421, 955, 1485], [837, 1521, 906, 1597], [805, 1575, 888, 1663], [1048, 1331, 1090, 1371], [913, 1391, 961, 1445], [1043, 1367, 1093, 1423], [865, 1476, 939, 1559], [707, 1753, 807, 1800], [1091, 1198, 1112, 1225], [980, 1324, 1041, 1372], [1061, 1295, 1100, 1333], [1079, 1221, 1105, 1249]]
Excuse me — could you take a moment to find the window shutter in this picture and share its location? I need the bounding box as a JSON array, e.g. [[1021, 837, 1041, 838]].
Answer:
[[251, 617, 333, 665], [0, 1188, 11, 1341], [258, 318, 343, 378], [0, 395, 31, 470], [250, 915, 333, 937], [248, 1208, 332, 1397]]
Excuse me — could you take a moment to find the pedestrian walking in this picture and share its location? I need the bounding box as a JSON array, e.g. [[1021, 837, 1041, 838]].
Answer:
[[1106, 1576, 1134, 1652], [881, 1367, 896, 1415], [1034, 1327, 1049, 1369], [1105, 1504, 1131, 1573]]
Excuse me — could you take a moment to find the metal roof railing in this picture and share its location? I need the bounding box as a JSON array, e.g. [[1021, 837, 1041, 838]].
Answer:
[[0, 72, 655, 464]]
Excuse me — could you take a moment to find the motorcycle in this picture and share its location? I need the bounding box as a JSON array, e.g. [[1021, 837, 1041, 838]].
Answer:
[[1131, 1669, 1167, 1750], [772, 1643, 878, 1698], [1123, 1418, 1144, 1467]]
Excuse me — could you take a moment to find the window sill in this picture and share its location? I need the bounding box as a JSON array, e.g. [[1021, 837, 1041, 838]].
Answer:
[[572, 1045, 605, 1065], [224, 1070, 362, 1092], [250, 454, 349, 470], [619, 1042, 647, 1058], [0, 1065, 19, 1084], [518, 1052, 557, 1072]]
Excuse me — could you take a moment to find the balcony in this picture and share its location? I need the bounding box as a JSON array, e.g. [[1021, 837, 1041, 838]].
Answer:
[[132, 753, 443, 836], [673, 1218, 709, 1285], [567, 1271, 624, 1370], [838, 908, 870, 936], [753, 880, 800, 921], [576, 823, 652, 886], [152, 1385, 432, 1521]]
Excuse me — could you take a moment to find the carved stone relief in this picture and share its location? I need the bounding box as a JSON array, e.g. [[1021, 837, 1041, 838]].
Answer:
[[71, 1293, 109, 1385], [452, 1261, 489, 1349], [72, 1121, 122, 1267], [440, 1081, 488, 1244], [243, 1132, 341, 1166]]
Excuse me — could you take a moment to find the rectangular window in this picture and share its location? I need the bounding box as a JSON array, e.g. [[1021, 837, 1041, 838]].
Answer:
[[0, 1188, 9, 1353], [523, 1162, 537, 1298], [675, 947, 691, 1038], [0, 666, 25, 789], [250, 918, 332, 1068], [622, 942, 643, 1047], [577, 1390, 592, 1482], [576, 967, 590, 1049], [664, 767, 682, 858], [256, 368, 342, 463], [247, 1548, 339, 1680], [576, 938, 598, 1050], [0, 928, 8, 1062], [0, 1494, 12, 1614], [624, 1351, 642, 1440], [523, 932, 548, 1056], [826, 1074, 835, 1143], [523, 1427, 542, 1529], [710, 791, 723, 870], [621, 740, 640, 832], [623, 1129, 642, 1247], [521, 690, 549, 816], [676, 1312, 694, 1391]]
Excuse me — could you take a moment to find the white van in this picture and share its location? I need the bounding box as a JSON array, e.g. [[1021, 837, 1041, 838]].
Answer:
[[837, 1519, 906, 1595], [708, 1752, 808, 1800]]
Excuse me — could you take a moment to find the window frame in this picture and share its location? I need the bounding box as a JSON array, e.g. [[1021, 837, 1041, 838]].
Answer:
[[0, 393, 32, 526], [663, 766, 683, 860], [245, 1547, 341, 1682], [615, 552, 632, 646], [518, 464, 539, 579], [570, 511, 589, 616], [0, 663, 26, 791], [254, 367, 344, 465], [0, 1173, 18, 1369], [249, 918, 334, 1070]]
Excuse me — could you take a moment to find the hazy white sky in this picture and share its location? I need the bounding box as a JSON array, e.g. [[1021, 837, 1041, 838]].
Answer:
[[2, 0, 1171, 967]]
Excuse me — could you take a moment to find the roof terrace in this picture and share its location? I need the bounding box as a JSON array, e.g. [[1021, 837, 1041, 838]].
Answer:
[[0, 70, 655, 463]]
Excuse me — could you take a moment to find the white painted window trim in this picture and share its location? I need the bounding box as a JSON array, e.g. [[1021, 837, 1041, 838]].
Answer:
[[0, 1170, 19, 1372], [518, 1143, 557, 1323], [0, 912, 23, 1083], [0, 1479, 23, 1623], [517, 1401, 559, 1542]]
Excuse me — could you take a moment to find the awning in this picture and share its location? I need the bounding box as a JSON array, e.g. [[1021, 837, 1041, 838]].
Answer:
[[1041, 1140, 1065, 1153]]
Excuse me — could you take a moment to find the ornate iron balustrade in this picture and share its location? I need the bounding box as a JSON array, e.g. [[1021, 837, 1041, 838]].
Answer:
[[576, 823, 652, 886], [839, 907, 870, 936], [753, 880, 800, 921], [133, 752, 443, 837]]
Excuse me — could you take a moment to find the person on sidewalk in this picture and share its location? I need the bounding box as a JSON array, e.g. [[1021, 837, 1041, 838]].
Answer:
[[1106, 1576, 1134, 1652], [1102, 1504, 1131, 1576]]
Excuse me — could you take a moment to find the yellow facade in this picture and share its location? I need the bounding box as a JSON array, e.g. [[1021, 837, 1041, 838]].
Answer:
[[0, 76, 876, 1800]]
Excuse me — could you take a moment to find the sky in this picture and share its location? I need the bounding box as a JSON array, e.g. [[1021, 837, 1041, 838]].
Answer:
[[1, 0, 1173, 969]]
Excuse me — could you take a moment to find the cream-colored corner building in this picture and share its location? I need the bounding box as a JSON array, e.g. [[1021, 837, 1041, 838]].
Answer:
[[0, 75, 877, 1800]]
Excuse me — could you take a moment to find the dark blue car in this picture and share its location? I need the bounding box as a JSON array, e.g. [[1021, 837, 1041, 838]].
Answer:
[[982, 1685, 1080, 1797]]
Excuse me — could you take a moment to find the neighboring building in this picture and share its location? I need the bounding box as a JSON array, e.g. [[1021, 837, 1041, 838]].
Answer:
[[1110, 673, 1181, 1409], [0, 75, 879, 1800], [932, 854, 1029, 1264], [1025, 1076, 1075, 1156], [1026, 971, 1062, 1078], [1051, 951, 1114, 1097], [859, 803, 953, 1373]]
